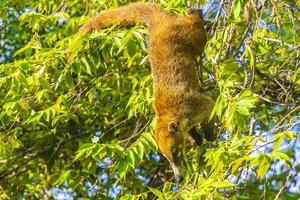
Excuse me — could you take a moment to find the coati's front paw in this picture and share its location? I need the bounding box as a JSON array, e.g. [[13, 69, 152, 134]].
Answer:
[[188, 127, 203, 146]]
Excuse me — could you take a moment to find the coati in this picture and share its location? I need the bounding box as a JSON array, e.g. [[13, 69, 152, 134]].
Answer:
[[76, 2, 215, 182]]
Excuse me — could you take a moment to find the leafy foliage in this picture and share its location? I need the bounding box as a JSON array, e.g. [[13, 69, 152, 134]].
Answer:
[[0, 0, 299, 199]]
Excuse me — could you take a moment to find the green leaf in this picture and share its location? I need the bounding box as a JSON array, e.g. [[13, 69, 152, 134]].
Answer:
[[54, 170, 72, 185], [117, 159, 129, 178], [80, 56, 93, 75], [38, 77, 52, 92], [65, 71, 75, 88], [68, 36, 83, 60], [88, 88, 94, 104], [127, 38, 136, 57], [126, 150, 135, 168], [236, 106, 250, 116], [225, 102, 236, 131], [142, 132, 158, 152], [23, 112, 43, 125], [272, 131, 296, 151], [237, 97, 257, 108], [273, 135, 284, 152], [285, 131, 297, 140], [112, 145, 125, 158], [74, 143, 95, 161], [148, 187, 164, 200], [119, 194, 135, 200], [118, 31, 133, 53], [212, 181, 236, 188], [43, 110, 50, 122], [256, 154, 272, 179], [135, 142, 145, 160], [14, 33, 41, 56], [199, 0, 206, 5], [163, 182, 172, 194], [70, 115, 79, 124], [233, 0, 242, 19], [271, 151, 292, 167], [231, 156, 248, 173]]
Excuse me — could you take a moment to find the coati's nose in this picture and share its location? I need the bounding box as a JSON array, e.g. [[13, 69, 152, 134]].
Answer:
[[174, 173, 183, 182], [169, 161, 184, 182]]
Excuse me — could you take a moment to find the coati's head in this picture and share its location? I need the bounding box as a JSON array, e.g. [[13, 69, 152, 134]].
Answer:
[[154, 116, 188, 182]]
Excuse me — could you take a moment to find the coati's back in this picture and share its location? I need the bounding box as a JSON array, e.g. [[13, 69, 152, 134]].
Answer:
[[148, 11, 207, 88]]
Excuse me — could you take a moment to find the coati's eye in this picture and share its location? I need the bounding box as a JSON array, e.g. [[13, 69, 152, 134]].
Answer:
[[172, 148, 179, 158], [172, 145, 183, 158], [168, 121, 179, 135]]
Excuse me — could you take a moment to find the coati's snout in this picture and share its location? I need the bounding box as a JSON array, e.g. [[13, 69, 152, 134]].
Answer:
[[154, 119, 187, 182]]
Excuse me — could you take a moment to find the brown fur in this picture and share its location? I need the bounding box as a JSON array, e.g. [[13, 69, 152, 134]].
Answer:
[[76, 3, 214, 181]]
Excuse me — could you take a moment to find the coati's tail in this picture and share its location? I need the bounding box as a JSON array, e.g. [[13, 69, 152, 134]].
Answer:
[[76, 3, 161, 36]]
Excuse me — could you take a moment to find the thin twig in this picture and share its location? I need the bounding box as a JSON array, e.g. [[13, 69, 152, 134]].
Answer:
[[254, 93, 287, 106], [249, 116, 256, 135], [249, 54, 256, 90], [52, 1, 66, 14], [211, 0, 225, 35], [274, 79, 288, 94], [271, 106, 300, 131], [274, 155, 300, 200], [0, 16, 20, 31]]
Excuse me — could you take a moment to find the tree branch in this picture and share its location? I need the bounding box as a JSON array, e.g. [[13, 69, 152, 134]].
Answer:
[[0, 16, 20, 31]]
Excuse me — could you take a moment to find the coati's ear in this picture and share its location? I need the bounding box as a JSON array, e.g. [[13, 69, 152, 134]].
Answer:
[[188, 8, 203, 18], [168, 121, 180, 135], [188, 8, 204, 19]]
